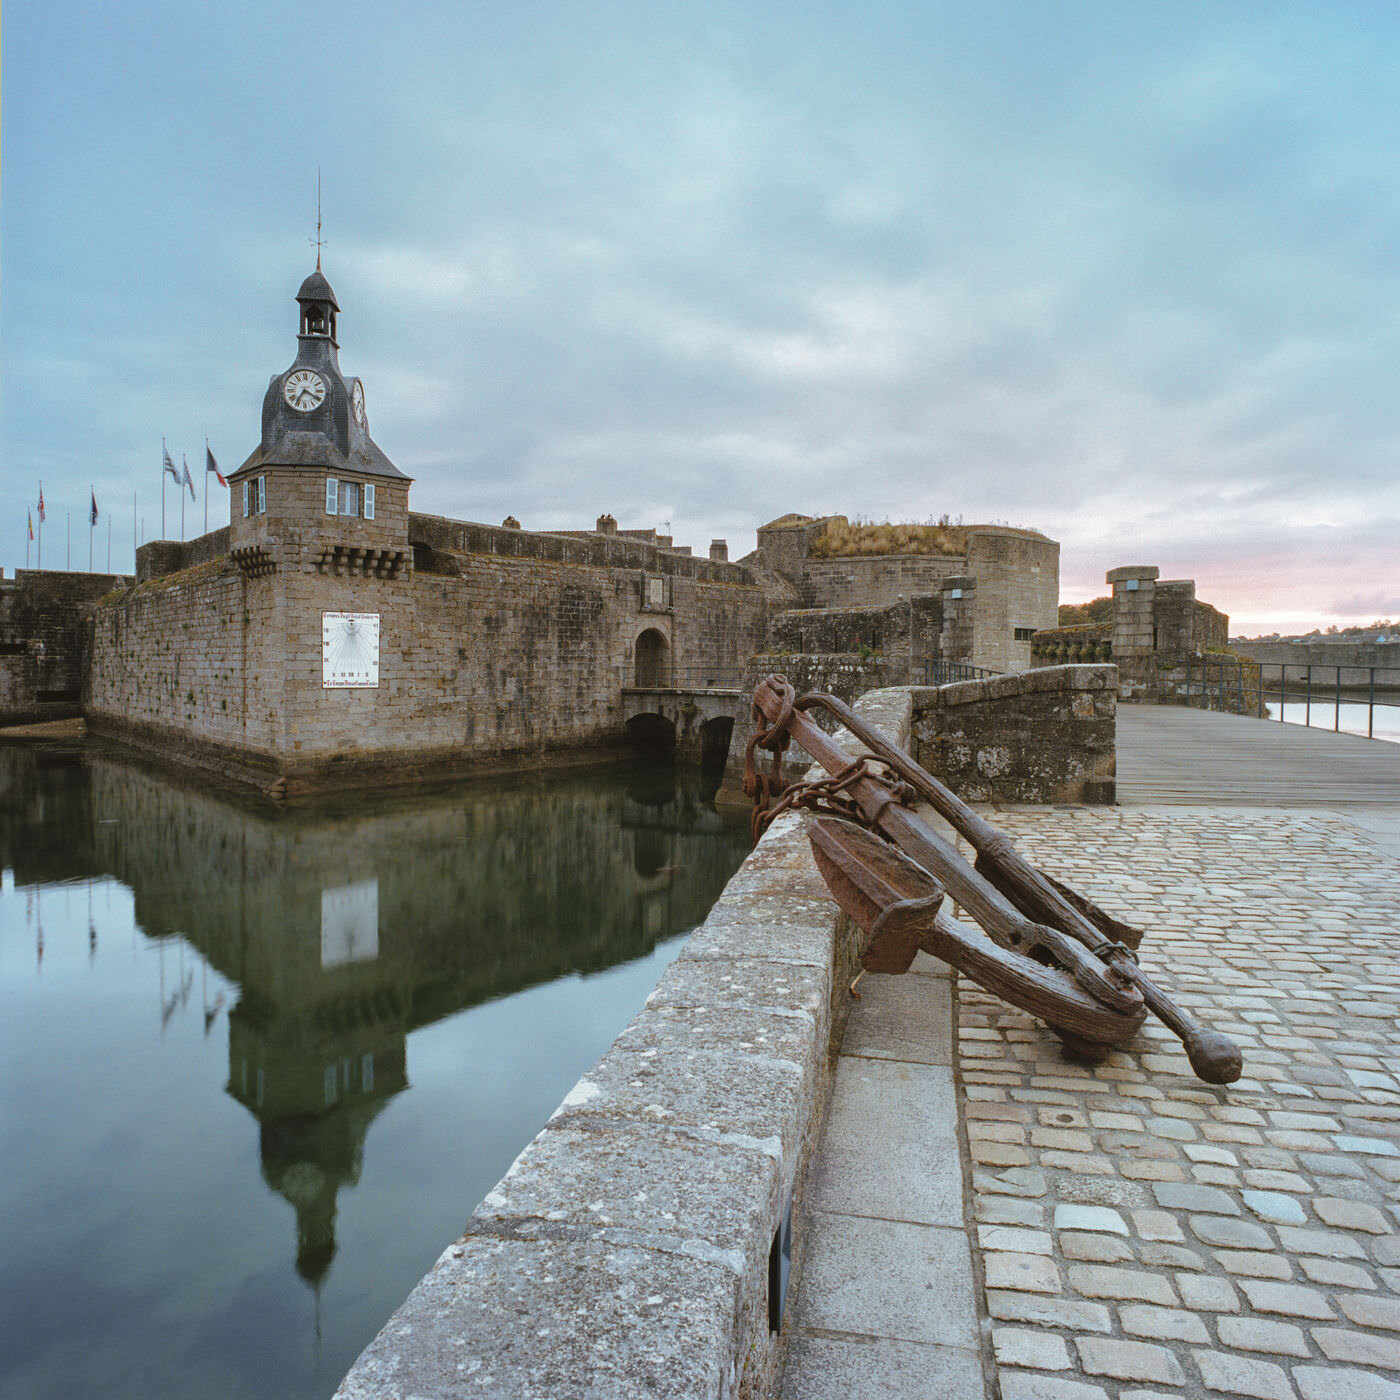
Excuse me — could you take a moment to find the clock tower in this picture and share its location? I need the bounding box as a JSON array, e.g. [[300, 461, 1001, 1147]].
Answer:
[[228, 264, 412, 582]]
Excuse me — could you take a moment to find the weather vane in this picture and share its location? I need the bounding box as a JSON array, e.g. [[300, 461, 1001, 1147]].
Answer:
[[310, 168, 326, 270]]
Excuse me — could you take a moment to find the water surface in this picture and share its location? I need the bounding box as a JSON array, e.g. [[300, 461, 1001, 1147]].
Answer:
[[0, 743, 750, 1400]]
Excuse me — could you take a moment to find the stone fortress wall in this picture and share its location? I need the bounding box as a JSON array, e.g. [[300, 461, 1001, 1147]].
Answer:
[[85, 516, 768, 795], [0, 568, 133, 724], [746, 515, 1059, 677], [1032, 566, 1248, 711], [1229, 636, 1400, 685]]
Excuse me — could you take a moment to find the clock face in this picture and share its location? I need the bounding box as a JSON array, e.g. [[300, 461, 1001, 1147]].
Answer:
[[284, 369, 327, 412], [351, 379, 367, 429], [322, 611, 380, 688]]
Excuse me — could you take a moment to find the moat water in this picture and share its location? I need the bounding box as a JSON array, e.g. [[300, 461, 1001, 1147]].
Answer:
[[0, 742, 751, 1400]]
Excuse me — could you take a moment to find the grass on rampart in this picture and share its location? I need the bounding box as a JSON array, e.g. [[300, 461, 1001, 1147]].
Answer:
[[810, 519, 969, 558]]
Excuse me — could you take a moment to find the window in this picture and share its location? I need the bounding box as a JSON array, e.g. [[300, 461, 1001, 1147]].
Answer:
[[325, 476, 370, 517], [1013, 627, 1036, 642], [242, 477, 266, 516]]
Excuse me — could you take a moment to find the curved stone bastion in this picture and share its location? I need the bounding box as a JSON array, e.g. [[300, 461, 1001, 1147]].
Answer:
[[333, 690, 921, 1399]]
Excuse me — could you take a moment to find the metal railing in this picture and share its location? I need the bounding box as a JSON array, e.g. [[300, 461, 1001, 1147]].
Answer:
[[1252, 662, 1400, 742], [1182, 654, 1250, 715], [636, 665, 747, 691], [919, 659, 1000, 686]]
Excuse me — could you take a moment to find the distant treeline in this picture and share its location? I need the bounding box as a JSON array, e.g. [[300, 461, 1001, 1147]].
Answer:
[[1057, 596, 1113, 627]]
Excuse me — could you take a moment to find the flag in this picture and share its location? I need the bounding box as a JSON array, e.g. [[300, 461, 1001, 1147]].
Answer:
[[37, 488, 46, 523], [90, 489, 99, 526], [205, 446, 227, 487], [182, 456, 196, 501], [27, 510, 34, 542], [163, 446, 180, 482]]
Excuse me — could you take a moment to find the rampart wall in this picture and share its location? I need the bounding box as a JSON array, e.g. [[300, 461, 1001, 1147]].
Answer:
[[1231, 638, 1400, 683], [766, 596, 942, 664], [911, 664, 1117, 805], [0, 569, 133, 723], [333, 690, 908, 1400], [87, 532, 767, 794], [797, 552, 963, 610]]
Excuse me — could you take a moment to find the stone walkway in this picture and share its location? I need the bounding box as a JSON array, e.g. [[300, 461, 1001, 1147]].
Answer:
[[782, 795, 1400, 1399]]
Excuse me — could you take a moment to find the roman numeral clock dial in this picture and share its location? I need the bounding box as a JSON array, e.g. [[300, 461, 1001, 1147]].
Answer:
[[284, 369, 327, 411]]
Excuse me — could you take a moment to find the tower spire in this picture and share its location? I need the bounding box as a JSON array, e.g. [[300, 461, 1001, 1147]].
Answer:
[[311, 168, 325, 271]]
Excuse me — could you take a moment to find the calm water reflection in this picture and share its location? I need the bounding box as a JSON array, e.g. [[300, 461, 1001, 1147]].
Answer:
[[0, 743, 750, 1400]]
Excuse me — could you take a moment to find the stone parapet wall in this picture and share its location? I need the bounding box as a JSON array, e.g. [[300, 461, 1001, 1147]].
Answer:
[[333, 692, 922, 1399], [410, 513, 752, 585], [1115, 652, 1257, 714], [136, 528, 232, 581], [89, 542, 768, 795], [797, 551, 963, 610], [912, 663, 1117, 804], [0, 569, 134, 724], [766, 596, 941, 663], [1231, 637, 1400, 682], [743, 652, 907, 711], [1032, 622, 1112, 664]]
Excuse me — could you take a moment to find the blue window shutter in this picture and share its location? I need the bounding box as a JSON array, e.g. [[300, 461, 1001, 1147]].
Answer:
[[364, 483, 375, 520], [242, 482, 250, 517], [258, 477, 266, 513], [326, 478, 338, 515]]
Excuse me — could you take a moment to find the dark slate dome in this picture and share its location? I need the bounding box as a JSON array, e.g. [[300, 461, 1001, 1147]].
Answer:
[[296, 268, 339, 309]]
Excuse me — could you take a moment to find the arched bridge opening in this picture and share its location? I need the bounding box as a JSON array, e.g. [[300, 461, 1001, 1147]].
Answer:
[[625, 711, 676, 758]]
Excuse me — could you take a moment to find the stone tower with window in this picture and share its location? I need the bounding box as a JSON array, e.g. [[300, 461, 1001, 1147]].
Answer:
[[228, 265, 412, 580]]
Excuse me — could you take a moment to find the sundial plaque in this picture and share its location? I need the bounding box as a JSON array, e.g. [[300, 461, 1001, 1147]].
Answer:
[[321, 611, 381, 688]]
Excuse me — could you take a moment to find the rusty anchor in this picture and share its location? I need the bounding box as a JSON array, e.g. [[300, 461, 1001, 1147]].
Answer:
[[744, 674, 1242, 1085]]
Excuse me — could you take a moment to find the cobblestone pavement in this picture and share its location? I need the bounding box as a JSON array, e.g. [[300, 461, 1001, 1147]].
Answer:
[[957, 805, 1400, 1400]]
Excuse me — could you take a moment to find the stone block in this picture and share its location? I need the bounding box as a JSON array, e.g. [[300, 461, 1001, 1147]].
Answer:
[[809, 1057, 963, 1227], [837, 967, 954, 1066], [332, 1234, 739, 1400], [473, 1118, 780, 1263], [792, 1211, 978, 1349], [779, 1334, 985, 1400]]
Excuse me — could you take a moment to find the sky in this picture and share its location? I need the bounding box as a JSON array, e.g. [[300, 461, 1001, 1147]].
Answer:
[[4, 1, 1398, 636]]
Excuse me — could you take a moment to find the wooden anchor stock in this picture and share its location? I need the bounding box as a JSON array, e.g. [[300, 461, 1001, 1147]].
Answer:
[[750, 675, 1242, 1085]]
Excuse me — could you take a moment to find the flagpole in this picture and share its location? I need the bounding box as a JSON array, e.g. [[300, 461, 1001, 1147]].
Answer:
[[204, 439, 209, 535], [133, 490, 137, 569], [107, 516, 112, 573], [90, 488, 96, 572], [67, 511, 71, 569], [161, 440, 167, 539], [181, 455, 187, 540], [37, 480, 43, 569]]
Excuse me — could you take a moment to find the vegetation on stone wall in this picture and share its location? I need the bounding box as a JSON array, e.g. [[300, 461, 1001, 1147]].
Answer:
[[809, 518, 969, 558]]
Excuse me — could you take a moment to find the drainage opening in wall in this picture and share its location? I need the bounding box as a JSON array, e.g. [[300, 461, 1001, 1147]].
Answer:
[[768, 1194, 794, 1332], [36, 688, 82, 703]]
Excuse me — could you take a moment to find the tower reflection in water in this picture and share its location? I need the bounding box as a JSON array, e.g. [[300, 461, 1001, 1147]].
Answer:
[[0, 742, 749, 1397]]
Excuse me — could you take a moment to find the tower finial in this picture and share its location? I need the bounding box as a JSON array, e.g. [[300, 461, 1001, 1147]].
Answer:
[[311, 168, 325, 271]]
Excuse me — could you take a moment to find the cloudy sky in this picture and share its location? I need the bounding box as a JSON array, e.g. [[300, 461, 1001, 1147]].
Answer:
[[5, 1, 1397, 634]]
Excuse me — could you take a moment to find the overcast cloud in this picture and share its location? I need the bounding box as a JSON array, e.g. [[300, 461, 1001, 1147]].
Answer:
[[4, 1, 1397, 633]]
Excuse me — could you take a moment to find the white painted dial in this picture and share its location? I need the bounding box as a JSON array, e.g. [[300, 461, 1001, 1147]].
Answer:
[[322, 611, 380, 688], [351, 379, 367, 429], [284, 369, 327, 412]]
